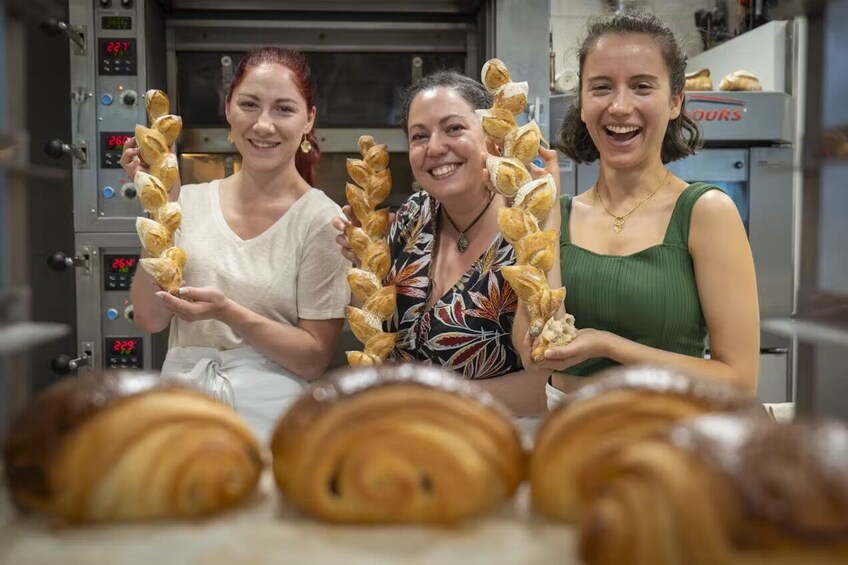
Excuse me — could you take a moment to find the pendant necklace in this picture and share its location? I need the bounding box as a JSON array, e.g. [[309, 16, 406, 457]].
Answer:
[[441, 193, 495, 253]]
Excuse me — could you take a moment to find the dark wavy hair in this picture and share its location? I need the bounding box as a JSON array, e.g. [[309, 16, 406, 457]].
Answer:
[[556, 8, 703, 164], [399, 70, 493, 133], [227, 47, 321, 185]]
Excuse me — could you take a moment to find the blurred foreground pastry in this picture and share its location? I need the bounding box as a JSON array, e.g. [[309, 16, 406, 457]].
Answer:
[[271, 364, 525, 524], [530, 366, 757, 522], [579, 413, 848, 565], [3, 371, 263, 524], [719, 70, 763, 91]]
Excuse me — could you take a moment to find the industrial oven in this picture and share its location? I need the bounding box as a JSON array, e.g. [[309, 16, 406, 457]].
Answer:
[[551, 91, 796, 403], [43, 0, 551, 375]]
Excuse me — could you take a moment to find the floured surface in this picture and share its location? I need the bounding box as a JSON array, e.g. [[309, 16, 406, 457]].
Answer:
[[0, 470, 580, 565]]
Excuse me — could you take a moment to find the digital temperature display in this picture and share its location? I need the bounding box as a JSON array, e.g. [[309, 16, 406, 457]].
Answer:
[[102, 16, 132, 31], [98, 38, 136, 76], [102, 39, 132, 57], [111, 339, 139, 356], [105, 134, 131, 152], [108, 255, 138, 274]]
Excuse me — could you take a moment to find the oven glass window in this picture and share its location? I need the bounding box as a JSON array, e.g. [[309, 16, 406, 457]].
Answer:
[[176, 52, 465, 128]]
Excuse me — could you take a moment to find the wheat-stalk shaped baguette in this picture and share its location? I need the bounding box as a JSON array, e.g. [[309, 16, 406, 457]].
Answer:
[[344, 135, 399, 365], [134, 89, 186, 295], [479, 59, 577, 363]]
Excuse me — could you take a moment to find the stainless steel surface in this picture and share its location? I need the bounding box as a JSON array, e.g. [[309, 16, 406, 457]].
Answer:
[[756, 349, 790, 403], [169, 0, 485, 13], [686, 92, 795, 143]]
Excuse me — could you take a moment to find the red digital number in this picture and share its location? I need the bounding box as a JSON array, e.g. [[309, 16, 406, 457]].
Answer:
[[122, 41, 130, 55]]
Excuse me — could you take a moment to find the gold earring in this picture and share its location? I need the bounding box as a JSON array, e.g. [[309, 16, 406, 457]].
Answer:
[[300, 137, 312, 153], [226, 130, 233, 144]]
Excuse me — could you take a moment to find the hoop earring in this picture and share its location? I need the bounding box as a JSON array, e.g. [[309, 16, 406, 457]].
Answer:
[[300, 137, 312, 153]]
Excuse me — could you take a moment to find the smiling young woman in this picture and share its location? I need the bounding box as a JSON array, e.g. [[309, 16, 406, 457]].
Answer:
[[120, 47, 349, 443], [541, 9, 760, 407]]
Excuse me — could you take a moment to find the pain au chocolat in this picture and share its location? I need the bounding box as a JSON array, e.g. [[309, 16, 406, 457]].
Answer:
[[530, 366, 758, 523], [578, 412, 848, 565], [270, 364, 525, 524], [3, 371, 263, 524]]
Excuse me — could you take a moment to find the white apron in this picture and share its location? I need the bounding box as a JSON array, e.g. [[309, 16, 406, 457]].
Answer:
[[161, 346, 306, 445]]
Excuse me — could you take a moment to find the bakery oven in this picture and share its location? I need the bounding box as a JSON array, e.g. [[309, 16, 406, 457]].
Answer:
[[553, 91, 796, 403], [45, 0, 553, 374]]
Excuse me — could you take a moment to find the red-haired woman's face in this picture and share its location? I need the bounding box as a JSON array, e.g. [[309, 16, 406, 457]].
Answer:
[[225, 62, 315, 173], [580, 33, 682, 171]]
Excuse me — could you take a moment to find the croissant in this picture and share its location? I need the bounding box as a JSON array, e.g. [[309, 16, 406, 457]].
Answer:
[[135, 171, 169, 213], [719, 70, 763, 92], [153, 202, 182, 235], [475, 107, 518, 145], [151, 114, 182, 147], [135, 124, 169, 166], [270, 364, 525, 524], [513, 229, 558, 272], [684, 68, 713, 91], [514, 174, 556, 221], [150, 153, 179, 192], [493, 81, 529, 115], [578, 413, 848, 565], [145, 89, 170, 122], [135, 217, 172, 257], [347, 268, 382, 302], [530, 366, 757, 523], [486, 155, 532, 197], [140, 257, 182, 294], [481, 58, 511, 93], [2, 371, 262, 523], [503, 120, 542, 166]]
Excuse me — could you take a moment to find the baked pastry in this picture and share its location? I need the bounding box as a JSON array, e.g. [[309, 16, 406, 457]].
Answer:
[[135, 217, 173, 257], [135, 171, 169, 213], [344, 135, 396, 366], [270, 364, 525, 524], [530, 366, 757, 523], [3, 371, 263, 524], [151, 114, 182, 147], [151, 152, 179, 191], [140, 257, 182, 294], [578, 413, 848, 565], [145, 89, 170, 122], [479, 57, 577, 357], [684, 68, 713, 91], [719, 70, 763, 91], [134, 124, 169, 167], [153, 202, 182, 236]]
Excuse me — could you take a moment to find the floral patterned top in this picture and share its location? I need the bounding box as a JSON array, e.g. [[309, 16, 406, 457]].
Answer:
[[383, 191, 522, 379]]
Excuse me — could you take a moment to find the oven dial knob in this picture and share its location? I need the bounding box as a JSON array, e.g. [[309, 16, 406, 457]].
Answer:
[[122, 183, 137, 199], [124, 305, 135, 321], [120, 90, 137, 106], [106, 308, 119, 321], [121, 0, 134, 7]]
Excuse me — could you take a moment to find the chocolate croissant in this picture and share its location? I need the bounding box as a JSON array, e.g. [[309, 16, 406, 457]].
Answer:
[[530, 366, 757, 523], [3, 371, 263, 524], [270, 364, 525, 524], [578, 413, 848, 565]]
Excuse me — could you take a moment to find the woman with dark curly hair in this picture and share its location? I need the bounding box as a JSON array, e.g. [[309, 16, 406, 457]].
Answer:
[[538, 9, 760, 407]]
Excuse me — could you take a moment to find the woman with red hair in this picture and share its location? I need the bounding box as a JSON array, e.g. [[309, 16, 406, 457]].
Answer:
[[121, 47, 349, 442]]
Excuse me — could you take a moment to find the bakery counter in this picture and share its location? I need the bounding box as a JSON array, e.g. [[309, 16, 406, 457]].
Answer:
[[0, 471, 580, 565]]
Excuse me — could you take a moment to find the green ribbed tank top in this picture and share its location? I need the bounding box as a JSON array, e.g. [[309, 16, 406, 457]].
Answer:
[[558, 182, 719, 377]]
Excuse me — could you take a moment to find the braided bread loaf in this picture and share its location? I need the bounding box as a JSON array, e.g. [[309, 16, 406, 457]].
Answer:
[[477, 58, 577, 363], [3, 371, 263, 524], [579, 413, 848, 565], [270, 363, 525, 524], [530, 366, 758, 523], [344, 135, 398, 366], [134, 89, 185, 294]]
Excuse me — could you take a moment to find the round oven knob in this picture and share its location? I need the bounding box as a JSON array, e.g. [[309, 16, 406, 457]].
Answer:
[[122, 183, 137, 199], [120, 90, 137, 106], [124, 305, 135, 321]]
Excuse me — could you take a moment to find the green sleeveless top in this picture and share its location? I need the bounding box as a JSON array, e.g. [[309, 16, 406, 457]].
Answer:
[[558, 182, 719, 377]]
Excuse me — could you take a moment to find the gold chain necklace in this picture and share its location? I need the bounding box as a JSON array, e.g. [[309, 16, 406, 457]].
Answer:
[[441, 193, 495, 253], [595, 169, 670, 234]]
